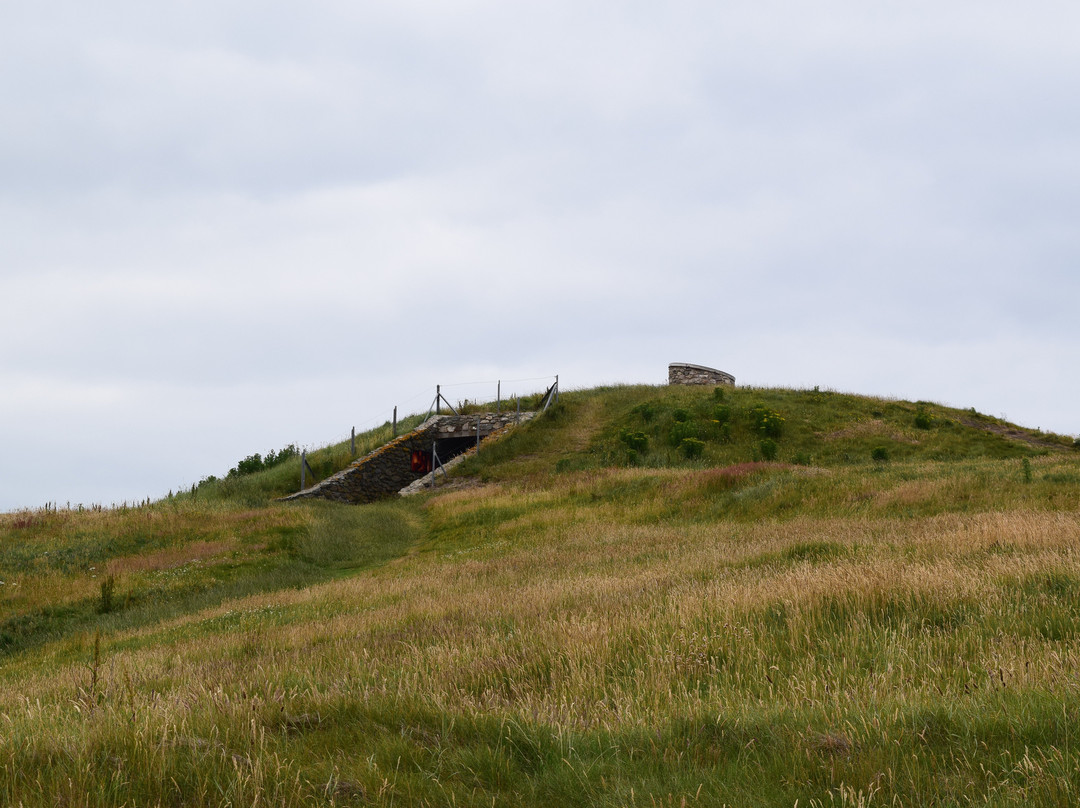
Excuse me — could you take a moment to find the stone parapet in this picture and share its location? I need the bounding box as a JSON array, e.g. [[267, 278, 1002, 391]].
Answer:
[[432, 411, 532, 439], [668, 363, 735, 386]]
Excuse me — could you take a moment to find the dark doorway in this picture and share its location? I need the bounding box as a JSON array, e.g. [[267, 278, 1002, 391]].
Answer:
[[433, 437, 476, 469]]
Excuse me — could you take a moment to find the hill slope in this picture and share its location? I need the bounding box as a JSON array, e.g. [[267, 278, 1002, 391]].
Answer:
[[2, 384, 1079, 807]]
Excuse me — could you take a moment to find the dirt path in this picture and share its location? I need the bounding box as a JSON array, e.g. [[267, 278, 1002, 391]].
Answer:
[[959, 418, 1068, 451], [561, 395, 610, 453]]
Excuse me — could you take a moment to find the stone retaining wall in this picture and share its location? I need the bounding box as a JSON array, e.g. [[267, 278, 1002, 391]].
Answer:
[[668, 363, 735, 386], [399, 412, 535, 496], [281, 412, 533, 504], [432, 411, 533, 440]]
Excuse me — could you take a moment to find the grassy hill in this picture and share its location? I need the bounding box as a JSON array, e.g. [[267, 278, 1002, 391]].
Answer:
[[2, 384, 1080, 806]]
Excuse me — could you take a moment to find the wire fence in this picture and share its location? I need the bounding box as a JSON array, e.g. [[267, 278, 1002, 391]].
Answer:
[[336, 375, 557, 444], [423, 375, 558, 419]]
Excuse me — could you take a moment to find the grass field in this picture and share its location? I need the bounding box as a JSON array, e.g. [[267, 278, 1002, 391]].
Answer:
[[2, 384, 1078, 806]]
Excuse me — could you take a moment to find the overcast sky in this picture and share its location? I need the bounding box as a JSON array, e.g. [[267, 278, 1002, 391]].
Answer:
[[3, 1, 1079, 511]]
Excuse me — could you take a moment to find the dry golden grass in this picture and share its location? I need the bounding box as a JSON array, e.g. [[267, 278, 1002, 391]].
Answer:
[[0, 568, 99, 613], [105, 539, 237, 576], [824, 418, 921, 445], [0, 501, 308, 618], [10, 504, 1076, 721], [3, 399, 1080, 806]]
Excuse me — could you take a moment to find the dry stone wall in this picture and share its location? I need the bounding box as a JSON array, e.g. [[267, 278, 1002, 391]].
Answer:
[[281, 412, 533, 504], [668, 363, 735, 386], [400, 412, 535, 496], [431, 412, 532, 440]]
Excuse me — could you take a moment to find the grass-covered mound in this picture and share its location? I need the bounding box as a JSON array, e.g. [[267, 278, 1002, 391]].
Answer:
[[2, 384, 1079, 806], [463, 384, 1071, 480]]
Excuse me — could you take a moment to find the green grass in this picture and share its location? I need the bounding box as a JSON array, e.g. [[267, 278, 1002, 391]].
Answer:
[[186, 412, 431, 504], [0, 496, 424, 663], [2, 384, 1080, 806], [455, 385, 1071, 488]]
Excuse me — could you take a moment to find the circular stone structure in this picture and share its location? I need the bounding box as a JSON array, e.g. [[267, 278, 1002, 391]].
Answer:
[[668, 363, 735, 386]]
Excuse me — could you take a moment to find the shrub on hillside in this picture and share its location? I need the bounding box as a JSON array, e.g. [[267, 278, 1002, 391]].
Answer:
[[669, 421, 698, 447], [712, 404, 732, 425], [232, 453, 265, 476], [871, 446, 890, 463], [914, 410, 933, 430], [714, 421, 732, 444], [98, 576, 116, 614], [672, 408, 691, 423], [759, 438, 778, 461], [228, 444, 299, 478], [680, 438, 705, 459], [619, 429, 649, 453], [748, 404, 785, 438]]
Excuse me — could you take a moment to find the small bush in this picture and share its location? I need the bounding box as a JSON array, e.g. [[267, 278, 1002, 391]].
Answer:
[[669, 421, 697, 447], [1022, 457, 1033, 484], [626, 449, 639, 465], [759, 438, 778, 461], [791, 451, 812, 466], [672, 408, 691, 423], [228, 444, 299, 478], [715, 422, 732, 444], [98, 576, 116, 614], [871, 446, 890, 463], [914, 411, 933, 430], [713, 387, 726, 401], [680, 438, 705, 459], [233, 453, 264, 476], [632, 402, 657, 422], [619, 429, 649, 453], [712, 404, 732, 425], [748, 404, 785, 438], [264, 444, 298, 467], [1073, 437, 1080, 450]]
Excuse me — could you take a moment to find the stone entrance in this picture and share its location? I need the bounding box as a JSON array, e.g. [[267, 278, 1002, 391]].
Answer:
[[280, 412, 534, 504]]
